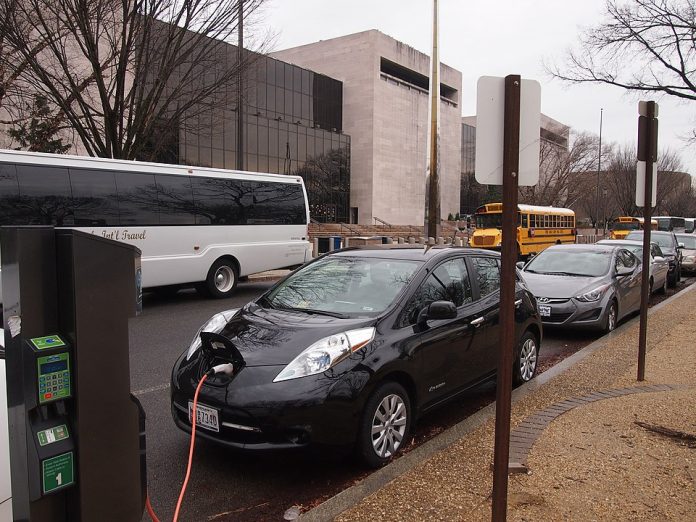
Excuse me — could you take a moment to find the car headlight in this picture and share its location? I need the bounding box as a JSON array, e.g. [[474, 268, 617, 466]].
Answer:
[[186, 308, 239, 360], [575, 284, 610, 303], [273, 327, 376, 382], [684, 255, 695, 263]]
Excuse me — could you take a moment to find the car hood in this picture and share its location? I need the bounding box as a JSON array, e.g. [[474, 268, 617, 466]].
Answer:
[[216, 303, 377, 366], [520, 272, 608, 299]]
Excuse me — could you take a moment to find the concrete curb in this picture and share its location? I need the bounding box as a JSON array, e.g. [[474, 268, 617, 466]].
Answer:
[[299, 282, 696, 521]]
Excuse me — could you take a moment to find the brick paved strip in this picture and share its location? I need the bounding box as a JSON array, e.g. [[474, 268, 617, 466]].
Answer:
[[508, 384, 690, 473]]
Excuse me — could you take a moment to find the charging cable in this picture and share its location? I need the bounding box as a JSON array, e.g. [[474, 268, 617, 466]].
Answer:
[[147, 363, 235, 522]]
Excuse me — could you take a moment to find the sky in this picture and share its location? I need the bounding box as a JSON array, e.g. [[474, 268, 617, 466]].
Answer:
[[260, 0, 695, 176]]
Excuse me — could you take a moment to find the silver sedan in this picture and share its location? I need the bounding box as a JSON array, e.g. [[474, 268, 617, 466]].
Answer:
[[519, 244, 642, 333], [596, 239, 669, 294]]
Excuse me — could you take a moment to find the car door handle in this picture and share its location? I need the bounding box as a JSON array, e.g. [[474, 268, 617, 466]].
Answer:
[[470, 317, 485, 327], [515, 299, 523, 307]]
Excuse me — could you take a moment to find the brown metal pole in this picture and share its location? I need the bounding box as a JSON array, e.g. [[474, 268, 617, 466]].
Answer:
[[236, 1, 245, 171], [424, 0, 441, 239], [491, 74, 521, 522], [637, 101, 657, 381]]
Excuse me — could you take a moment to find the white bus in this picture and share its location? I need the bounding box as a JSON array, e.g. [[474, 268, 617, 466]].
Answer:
[[0, 150, 311, 300]]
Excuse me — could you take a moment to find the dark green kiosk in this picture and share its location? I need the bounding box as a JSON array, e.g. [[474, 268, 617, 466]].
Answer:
[[2, 226, 146, 521]]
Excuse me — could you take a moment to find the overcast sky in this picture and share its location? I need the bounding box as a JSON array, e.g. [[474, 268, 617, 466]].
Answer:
[[261, 0, 695, 176]]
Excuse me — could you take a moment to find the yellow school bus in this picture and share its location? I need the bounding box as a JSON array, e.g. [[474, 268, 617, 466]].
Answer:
[[609, 217, 658, 239], [470, 203, 576, 256]]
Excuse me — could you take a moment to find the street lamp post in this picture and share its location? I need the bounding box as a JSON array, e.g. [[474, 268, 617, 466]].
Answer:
[[594, 108, 603, 235]]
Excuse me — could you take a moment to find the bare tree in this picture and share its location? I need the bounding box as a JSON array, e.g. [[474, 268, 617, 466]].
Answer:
[[0, 0, 269, 159], [548, 0, 696, 103]]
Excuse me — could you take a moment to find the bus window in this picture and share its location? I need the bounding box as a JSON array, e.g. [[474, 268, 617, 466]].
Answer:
[[0, 163, 20, 225], [16, 165, 73, 225], [155, 174, 196, 225], [191, 176, 254, 225], [116, 171, 160, 225], [252, 182, 306, 225], [70, 168, 120, 226]]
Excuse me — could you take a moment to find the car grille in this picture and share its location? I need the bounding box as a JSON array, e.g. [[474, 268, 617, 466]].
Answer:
[[544, 312, 572, 323], [537, 298, 570, 304], [473, 236, 496, 246]]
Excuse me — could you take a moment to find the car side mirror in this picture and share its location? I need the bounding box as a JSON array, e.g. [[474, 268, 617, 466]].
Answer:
[[654, 256, 665, 263], [615, 265, 635, 277], [678, 243, 685, 249], [417, 300, 457, 325], [516, 261, 525, 269]]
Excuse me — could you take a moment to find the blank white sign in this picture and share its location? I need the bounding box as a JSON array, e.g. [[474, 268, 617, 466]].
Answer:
[[475, 76, 541, 186], [636, 160, 657, 207]]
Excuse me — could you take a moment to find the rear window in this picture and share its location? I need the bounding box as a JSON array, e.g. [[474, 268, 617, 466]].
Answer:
[[525, 249, 611, 277]]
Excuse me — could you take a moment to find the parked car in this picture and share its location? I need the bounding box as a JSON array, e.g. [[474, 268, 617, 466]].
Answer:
[[518, 244, 642, 333], [171, 246, 542, 467], [675, 234, 696, 273], [625, 231, 682, 287], [1, 329, 12, 520], [596, 239, 669, 294]]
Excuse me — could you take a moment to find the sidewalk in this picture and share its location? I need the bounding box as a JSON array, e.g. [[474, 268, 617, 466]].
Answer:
[[307, 284, 696, 521]]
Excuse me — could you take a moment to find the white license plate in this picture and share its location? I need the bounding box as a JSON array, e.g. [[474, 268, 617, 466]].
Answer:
[[188, 401, 219, 432], [538, 304, 551, 317]]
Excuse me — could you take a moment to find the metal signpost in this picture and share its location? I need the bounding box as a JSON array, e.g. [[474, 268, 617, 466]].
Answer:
[[424, 0, 441, 240], [476, 75, 540, 521], [636, 101, 659, 381]]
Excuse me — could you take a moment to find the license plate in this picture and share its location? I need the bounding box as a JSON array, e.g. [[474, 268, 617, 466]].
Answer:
[[188, 401, 219, 432], [538, 304, 551, 317]]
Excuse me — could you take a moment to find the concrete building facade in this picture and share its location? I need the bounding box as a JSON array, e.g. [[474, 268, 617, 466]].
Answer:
[[273, 30, 462, 225]]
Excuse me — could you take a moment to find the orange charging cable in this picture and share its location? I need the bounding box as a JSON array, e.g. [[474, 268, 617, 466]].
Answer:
[[173, 373, 208, 522], [146, 373, 209, 522]]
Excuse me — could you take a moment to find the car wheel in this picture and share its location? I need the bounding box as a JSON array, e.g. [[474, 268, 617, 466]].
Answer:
[[204, 259, 239, 298], [513, 331, 538, 385], [603, 300, 617, 333], [668, 270, 678, 288], [649, 277, 653, 295], [357, 382, 411, 468]]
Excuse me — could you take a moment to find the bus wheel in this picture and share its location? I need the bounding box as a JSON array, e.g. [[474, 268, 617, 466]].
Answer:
[[204, 259, 239, 298]]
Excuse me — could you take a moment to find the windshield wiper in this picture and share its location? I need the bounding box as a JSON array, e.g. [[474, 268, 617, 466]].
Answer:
[[540, 271, 584, 277], [274, 305, 349, 319]]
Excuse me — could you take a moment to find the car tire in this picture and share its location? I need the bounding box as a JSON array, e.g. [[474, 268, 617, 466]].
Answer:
[[203, 259, 239, 298], [357, 382, 412, 468], [649, 277, 654, 295], [603, 300, 618, 334], [513, 331, 538, 385], [668, 270, 678, 288]]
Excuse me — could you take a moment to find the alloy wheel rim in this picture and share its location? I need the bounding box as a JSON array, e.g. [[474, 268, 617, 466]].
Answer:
[[371, 394, 407, 458], [608, 305, 616, 331], [214, 266, 234, 292], [519, 338, 537, 381]]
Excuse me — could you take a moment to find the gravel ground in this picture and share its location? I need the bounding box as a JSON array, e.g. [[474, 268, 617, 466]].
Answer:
[[334, 284, 696, 521]]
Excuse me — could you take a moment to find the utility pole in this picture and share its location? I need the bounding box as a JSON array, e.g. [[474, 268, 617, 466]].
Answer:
[[424, 0, 441, 240], [236, 0, 245, 171], [594, 108, 603, 235]]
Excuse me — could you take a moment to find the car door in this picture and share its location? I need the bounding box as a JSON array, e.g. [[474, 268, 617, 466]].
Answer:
[[614, 249, 641, 315], [465, 256, 504, 379], [651, 244, 669, 290], [399, 257, 481, 406]]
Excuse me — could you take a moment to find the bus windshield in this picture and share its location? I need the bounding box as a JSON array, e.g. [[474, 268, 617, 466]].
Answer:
[[611, 222, 639, 231], [475, 213, 502, 229]]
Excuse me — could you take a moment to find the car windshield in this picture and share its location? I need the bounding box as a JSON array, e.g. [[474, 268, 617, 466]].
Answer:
[[677, 235, 696, 249], [627, 232, 672, 249], [525, 249, 611, 277], [264, 256, 422, 317]]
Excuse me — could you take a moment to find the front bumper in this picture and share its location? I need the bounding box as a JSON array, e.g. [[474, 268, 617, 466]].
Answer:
[[536, 295, 610, 330], [170, 360, 367, 450]]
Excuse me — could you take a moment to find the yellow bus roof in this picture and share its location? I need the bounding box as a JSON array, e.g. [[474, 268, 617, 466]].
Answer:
[[476, 203, 575, 216]]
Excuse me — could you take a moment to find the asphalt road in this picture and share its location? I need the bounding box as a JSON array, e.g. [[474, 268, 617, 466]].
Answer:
[[133, 277, 694, 521]]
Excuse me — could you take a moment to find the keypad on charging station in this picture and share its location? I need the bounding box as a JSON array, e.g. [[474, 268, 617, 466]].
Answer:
[[37, 352, 72, 404]]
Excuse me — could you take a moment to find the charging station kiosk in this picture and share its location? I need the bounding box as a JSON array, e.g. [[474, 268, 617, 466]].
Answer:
[[2, 227, 146, 521]]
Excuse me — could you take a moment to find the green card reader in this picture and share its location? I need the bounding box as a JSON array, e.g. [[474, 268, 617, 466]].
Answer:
[[23, 334, 76, 499]]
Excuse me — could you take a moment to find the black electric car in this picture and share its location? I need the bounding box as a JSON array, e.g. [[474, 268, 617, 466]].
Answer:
[[171, 246, 542, 467]]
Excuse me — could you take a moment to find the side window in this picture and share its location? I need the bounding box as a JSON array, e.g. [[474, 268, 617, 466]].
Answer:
[[191, 176, 254, 225], [16, 165, 73, 225], [652, 244, 663, 258], [616, 249, 636, 270], [399, 258, 472, 327], [69, 168, 120, 226], [116, 172, 160, 225], [471, 257, 500, 298], [155, 175, 196, 225], [250, 181, 306, 225], [0, 163, 20, 225]]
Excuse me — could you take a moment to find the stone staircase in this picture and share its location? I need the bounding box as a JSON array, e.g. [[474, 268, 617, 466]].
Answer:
[[308, 221, 467, 242]]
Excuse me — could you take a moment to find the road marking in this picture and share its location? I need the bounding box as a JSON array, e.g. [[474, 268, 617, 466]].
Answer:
[[133, 383, 170, 396]]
